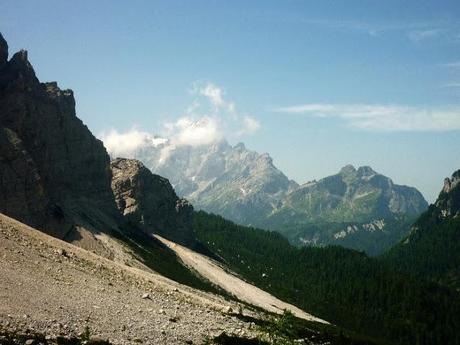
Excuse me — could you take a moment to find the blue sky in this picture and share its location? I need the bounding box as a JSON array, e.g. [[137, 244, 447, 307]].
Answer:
[[1, 0, 460, 201]]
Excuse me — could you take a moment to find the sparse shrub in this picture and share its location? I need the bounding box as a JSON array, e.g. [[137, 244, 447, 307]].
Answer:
[[261, 311, 297, 345]]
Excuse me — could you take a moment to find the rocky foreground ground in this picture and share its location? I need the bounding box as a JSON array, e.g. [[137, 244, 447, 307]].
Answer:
[[0, 214, 262, 344]]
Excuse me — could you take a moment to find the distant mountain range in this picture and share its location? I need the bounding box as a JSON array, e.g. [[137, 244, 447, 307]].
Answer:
[[131, 139, 298, 225], [119, 138, 428, 254], [263, 164, 428, 255], [268, 164, 427, 223]]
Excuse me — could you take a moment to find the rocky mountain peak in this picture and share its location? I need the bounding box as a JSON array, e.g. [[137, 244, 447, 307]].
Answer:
[[111, 157, 146, 179], [340, 164, 356, 175], [0, 32, 8, 65], [454, 170, 460, 180], [339, 165, 377, 178], [0, 47, 38, 89], [110, 158, 196, 247], [124, 137, 298, 226], [274, 165, 428, 225], [357, 165, 376, 177], [0, 32, 122, 240], [443, 177, 452, 193], [44, 81, 73, 98], [14, 49, 28, 62], [259, 152, 273, 165], [435, 169, 460, 219], [442, 170, 460, 194], [9, 49, 33, 71], [234, 142, 246, 150]]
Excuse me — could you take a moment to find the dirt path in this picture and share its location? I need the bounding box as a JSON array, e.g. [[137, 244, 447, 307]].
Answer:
[[156, 235, 327, 323]]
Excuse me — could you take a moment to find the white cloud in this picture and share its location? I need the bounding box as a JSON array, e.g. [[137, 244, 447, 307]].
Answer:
[[441, 82, 460, 88], [100, 128, 166, 157], [198, 83, 224, 108], [299, 18, 460, 44], [181, 81, 259, 141], [299, 18, 423, 36], [239, 116, 261, 135], [275, 103, 460, 131], [100, 82, 260, 154], [444, 61, 460, 68], [165, 116, 223, 146], [193, 82, 235, 112], [407, 29, 444, 42]]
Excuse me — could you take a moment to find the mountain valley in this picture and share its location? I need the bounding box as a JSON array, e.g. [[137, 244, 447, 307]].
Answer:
[[124, 138, 428, 254], [0, 33, 332, 344], [1, 30, 459, 345]]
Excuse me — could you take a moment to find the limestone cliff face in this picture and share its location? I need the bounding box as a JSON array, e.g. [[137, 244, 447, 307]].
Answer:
[[0, 33, 122, 239], [110, 158, 196, 247]]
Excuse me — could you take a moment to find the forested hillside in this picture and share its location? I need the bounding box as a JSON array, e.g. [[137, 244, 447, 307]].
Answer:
[[194, 211, 460, 345], [384, 170, 460, 289], [275, 216, 416, 256]]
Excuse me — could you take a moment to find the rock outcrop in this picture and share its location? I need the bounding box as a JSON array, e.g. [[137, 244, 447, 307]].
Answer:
[[0, 33, 122, 239], [0, 33, 8, 66], [436, 169, 460, 219], [110, 158, 196, 247]]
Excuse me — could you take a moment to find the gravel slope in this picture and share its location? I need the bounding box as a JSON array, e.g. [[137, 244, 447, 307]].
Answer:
[[0, 214, 261, 344], [156, 235, 327, 323]]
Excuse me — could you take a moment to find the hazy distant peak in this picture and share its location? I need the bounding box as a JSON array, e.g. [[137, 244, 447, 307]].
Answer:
[[339, 165, 377, 178], [258, 152, 273, 164], [234, 142, 246, 150], [213, 137, 230, 149], [339, 164, 356, 175], [282, 164, 428, 224], [357, 166, 376, 177]]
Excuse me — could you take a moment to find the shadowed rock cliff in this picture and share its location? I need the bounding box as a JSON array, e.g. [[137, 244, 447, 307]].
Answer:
[[111, 158, 196, 247], [0, 33, 125, 239], [0, 33, 198, 252]]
